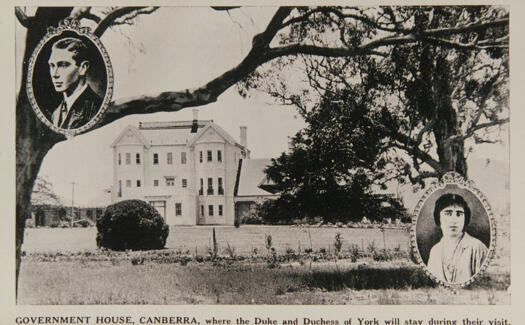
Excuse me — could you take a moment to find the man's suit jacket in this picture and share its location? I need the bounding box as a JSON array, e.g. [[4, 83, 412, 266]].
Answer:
[[52, 85, 103, 129]]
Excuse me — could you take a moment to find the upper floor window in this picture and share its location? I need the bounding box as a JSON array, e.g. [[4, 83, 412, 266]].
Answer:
[[207, 150, 213, 162], [136, 180, 141, 187], [199, 151, 203, 163], [218, 205, 223, 216], [218, 177, 224, 195], [167, 152, 173, 165], [136, 153, 141, 164], [125, 153, 131, 165], [208, 205, 214, 216], [165, 177, 175, 186], [217, 150, 222, 162], [199, 178, 204, 195], [207, 178, 214, 195], [153, 179, 159, 187], [200, 205, 204, 217], [118, 153, 121, 165], [181, 152, 187, 164], [182, 179, 188, 188], [118, 180, 122, 197], [153, 153, 159, 165], [175, 203, 182, 216]]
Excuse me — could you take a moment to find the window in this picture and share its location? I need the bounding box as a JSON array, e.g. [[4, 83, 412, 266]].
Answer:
[[182, 179, 188, 188], [200, 205, 204, 217], [137, 180, 141, 187], [199, 178, 204, 195], [217, 150, 222, 162], [207, 178, 214, 195], [118, 153, 121, 165], [181, 152, 187, 164], [175, 203, 182, 216], [125, 153, 131, 165], [149, 201, 166, 220], [208, 205, 214, 216], [207, 150, 212, 162], [219, 205, 223, 216], [165, 177, 175, 186], [167, 152, 173, 164], [218, 177, 224, 195], [153, 153, 159, 165], [118, 180, 122, 197], [199, 151, 203, 163], [136, 153, 141, 164], [126, 179, 131, 187], [153, 179, 159, 187]]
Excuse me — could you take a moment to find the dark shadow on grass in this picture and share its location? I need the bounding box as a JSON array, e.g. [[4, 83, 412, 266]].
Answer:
[[467, 272, 511, 290], [302, 266, 436, 291]]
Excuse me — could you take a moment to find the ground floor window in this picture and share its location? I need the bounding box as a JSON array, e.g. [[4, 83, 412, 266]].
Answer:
[[175, 203, 182, 216], [148, 200, 166, 219]]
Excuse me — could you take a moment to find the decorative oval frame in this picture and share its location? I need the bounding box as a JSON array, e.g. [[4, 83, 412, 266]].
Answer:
[[410, 171, 496, 288], [26, 18, 113, 138]]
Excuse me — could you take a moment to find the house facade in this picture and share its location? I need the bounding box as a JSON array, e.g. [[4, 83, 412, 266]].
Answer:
[[111, 110, 250, 226]]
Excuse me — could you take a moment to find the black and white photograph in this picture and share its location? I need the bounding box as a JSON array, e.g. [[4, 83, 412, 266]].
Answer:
[[26, 18, 113, 135], [412, 172, 495, 288], [13, 4, 512, 310]]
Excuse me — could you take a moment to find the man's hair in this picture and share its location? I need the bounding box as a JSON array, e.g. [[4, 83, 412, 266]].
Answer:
[[51, 37, 89, 66], [433, 193, 471, 227]]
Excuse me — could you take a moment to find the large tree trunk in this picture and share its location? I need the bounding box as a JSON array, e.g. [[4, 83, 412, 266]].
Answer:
[[431, 56, 468, 178], [418, 47, 468, 179], [15, 8, 70, 300]]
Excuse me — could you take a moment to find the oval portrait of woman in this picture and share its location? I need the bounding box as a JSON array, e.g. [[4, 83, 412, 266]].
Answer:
[[27, 19, 113, 136], [411, 172, 496, 287]]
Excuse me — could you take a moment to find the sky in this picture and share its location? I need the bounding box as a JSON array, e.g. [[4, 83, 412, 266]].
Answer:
[[16, 7, 307, 205], [15, 7, 509, 211]]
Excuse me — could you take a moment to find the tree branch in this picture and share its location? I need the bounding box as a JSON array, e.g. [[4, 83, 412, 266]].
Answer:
[[70, 7, 101, 23], [15, 7, 36, 28], [93, 7, 294, 130], [93, 7, 158, 37], [447, 117, 509, 143]]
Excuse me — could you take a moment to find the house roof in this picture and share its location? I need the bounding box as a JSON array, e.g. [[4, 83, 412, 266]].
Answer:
[[187, 122, 241, 148], [110, 125, 150, 148], [111, 120, 248, 149], [235, 158, 276, 197]]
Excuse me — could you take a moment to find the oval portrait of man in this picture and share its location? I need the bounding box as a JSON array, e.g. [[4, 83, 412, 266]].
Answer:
[[27, 22, 113, 135], [411, 172, 496, 287]]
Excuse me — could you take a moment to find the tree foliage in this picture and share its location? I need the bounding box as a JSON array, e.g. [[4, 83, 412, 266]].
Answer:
[[244, 6, 508, 184]]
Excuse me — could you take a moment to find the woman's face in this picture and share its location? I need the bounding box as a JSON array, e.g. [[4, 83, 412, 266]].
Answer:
[[439, 204, 465, 238]]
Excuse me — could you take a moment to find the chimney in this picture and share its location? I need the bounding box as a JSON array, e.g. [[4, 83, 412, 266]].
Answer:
[[240, 126, 247, 149], [191, 109, 199, 133]]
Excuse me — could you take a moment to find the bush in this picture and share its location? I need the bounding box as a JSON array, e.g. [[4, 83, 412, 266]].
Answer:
[[96, 200, 169, 251]]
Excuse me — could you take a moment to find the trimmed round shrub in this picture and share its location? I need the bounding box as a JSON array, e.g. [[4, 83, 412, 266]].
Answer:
[[96, 200, 169, 251]]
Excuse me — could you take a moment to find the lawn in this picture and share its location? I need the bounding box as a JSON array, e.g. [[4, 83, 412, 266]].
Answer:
[[18, 220, 510, 305], [22, 225, 410, 255]]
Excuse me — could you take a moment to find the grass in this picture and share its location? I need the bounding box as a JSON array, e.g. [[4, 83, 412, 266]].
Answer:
[[18, 255, 510, 305], [22, 225, 411, 255], [19, 219, 510, 305]]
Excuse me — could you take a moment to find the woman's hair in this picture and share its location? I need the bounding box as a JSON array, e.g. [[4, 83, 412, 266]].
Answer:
[[433, 193, 471, 227]]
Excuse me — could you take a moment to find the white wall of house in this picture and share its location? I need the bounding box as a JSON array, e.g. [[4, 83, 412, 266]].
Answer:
[[111, 122, 245, 226]]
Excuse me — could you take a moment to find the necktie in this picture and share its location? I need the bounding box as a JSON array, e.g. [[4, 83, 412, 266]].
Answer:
[[57, 101, 67, 128]]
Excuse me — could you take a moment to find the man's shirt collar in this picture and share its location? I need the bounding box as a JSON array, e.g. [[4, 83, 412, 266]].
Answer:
[[63, 82, 88, 113]]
